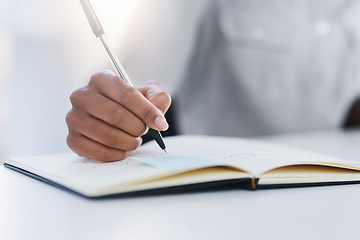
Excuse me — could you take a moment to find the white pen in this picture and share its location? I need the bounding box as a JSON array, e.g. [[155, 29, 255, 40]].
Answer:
[[79, 0, 167, 153]]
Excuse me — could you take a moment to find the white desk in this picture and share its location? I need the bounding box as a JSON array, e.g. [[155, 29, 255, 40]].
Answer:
[[2, 129, 360, 240]]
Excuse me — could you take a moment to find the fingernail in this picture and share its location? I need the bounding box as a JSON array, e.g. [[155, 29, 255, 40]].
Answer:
[[155, 116, 168, 130]]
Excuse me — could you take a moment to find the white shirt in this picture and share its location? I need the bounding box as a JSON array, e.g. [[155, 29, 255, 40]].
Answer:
[[122, 0, 360, 137]]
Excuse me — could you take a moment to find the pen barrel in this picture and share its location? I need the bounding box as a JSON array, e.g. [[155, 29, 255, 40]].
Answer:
[[80, 0, 167, 152], [99, 35, 133, 86], [79, 0, 104, 37]]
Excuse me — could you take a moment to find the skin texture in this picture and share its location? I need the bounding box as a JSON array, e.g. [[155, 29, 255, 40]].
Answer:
[[66, 70, 171, 162]]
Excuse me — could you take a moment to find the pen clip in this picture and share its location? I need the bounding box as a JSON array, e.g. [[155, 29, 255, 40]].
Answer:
[[79, 0, 104, 38]]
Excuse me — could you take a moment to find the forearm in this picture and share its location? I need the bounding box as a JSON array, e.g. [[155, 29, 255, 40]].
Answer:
[[344, 96, 360, 127]]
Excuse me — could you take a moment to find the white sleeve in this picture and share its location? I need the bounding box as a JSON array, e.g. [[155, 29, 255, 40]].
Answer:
[[118, 0, 208, 93]]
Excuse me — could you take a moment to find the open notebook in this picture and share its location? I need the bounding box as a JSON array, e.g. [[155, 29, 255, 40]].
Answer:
[[4, 135, 360, 198]]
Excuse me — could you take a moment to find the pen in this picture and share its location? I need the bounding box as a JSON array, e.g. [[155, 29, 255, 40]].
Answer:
[[79, 0, 167, 153]]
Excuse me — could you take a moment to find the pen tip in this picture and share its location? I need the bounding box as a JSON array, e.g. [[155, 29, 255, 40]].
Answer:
[[163, 149, 168, 154]]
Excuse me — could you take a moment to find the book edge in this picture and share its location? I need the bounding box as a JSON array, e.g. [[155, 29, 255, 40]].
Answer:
[[4, 163, 254, 199], [257, 180, 360, 190]]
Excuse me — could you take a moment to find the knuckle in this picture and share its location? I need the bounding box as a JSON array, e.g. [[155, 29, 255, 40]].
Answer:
[[91, 147, 110, 162], [66, 132, 81, 152], [69, 88, 88, 107], [103, 129, 121, 147], [134, 123, 147, 137], [89, 70, 120, 90], [65, 110, 77, 127], [66, 132, 75, 148], [92, 147, 127, 162], [125, 138, 141, 152], [89, 71, 107, 85], [114, 151, 128, 161], [69, 90, 80, 106], [119, 85, 137, 105], [65, 110, 89, 132], [116, 151, 128, 161], [112, 106, 126, 123]]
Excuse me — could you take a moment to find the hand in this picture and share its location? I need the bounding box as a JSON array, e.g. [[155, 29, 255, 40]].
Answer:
[[66, 70, 171, 162]]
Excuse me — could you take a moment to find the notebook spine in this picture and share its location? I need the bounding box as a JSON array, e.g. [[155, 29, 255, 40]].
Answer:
[[251, 177, 259, 190]]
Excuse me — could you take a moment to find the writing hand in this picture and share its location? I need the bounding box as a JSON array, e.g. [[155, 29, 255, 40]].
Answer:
[[66, 70, 171, 162]]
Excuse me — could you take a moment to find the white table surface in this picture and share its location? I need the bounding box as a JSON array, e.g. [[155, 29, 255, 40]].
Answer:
[[2, 129, 360, 240]]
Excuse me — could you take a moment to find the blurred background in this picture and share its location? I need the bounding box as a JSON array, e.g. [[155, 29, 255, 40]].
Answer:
[[0, 0, 141, 159], [2, 0, 359, 161], [0, 0, 201, 160]]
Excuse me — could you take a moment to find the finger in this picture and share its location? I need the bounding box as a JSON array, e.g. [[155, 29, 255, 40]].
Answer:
[[66, 110, 142, 152], [138, 81, 172, 114], [88, 71, 168, 131], [70, 88, 147, 137], [67, 131, 128, 162]]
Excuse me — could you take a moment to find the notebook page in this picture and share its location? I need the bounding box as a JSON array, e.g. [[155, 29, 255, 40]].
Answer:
[[135, 135, 360, 176], [6, 152, 226, 195], [6, 153, 171, 194]]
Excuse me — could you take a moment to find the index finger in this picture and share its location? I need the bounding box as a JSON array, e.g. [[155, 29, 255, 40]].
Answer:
[[88, 71, 169, 131]]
